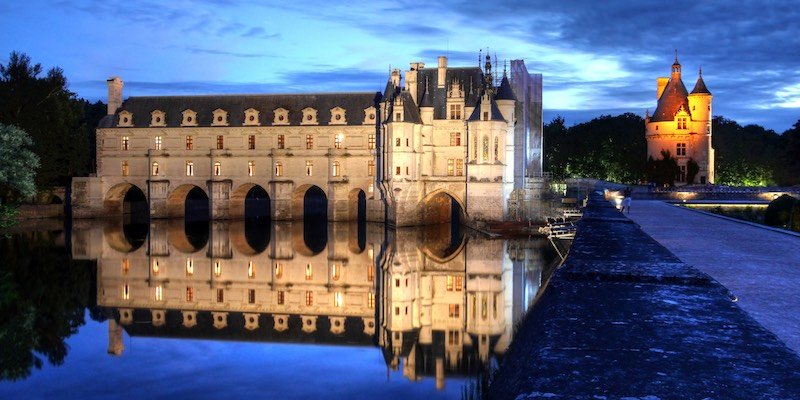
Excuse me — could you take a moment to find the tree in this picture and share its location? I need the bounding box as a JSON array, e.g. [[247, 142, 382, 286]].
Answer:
[[646, 150, 679, 186], [686, 158, 700, 184], [0, 124, 39, 201]]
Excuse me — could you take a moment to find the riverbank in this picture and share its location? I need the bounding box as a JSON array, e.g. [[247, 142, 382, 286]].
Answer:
[[489, 190, 800, 399]]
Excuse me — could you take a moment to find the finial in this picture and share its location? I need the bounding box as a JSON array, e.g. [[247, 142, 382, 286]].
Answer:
[[478, 49, 482, 69], [699, 66, 703, 77], [674, 49, 678, 63], [503, 60, 508, 76]]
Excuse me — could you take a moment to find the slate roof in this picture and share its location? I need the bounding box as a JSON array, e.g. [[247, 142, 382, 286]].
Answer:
[[101, 92, 378, 128], [414, 67, 484, 119], [467, 95, 507, 122], [651, 77, 690, 122], [690, 75, 711, 95], [495, 75, 516, 101]]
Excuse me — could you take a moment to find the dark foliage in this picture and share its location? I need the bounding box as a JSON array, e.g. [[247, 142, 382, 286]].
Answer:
[[764, 194, 798, 229], [645, 150, 679, 187]]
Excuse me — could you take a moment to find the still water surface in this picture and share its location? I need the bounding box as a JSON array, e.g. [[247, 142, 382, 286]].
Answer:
[[0, 219, 557, 399]]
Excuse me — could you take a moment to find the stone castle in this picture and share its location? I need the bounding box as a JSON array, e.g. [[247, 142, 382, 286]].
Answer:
[[71, 54, 544, 226]]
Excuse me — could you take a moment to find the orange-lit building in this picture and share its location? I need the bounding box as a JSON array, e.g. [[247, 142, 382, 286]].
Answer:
[[645, 55, 714, 184]]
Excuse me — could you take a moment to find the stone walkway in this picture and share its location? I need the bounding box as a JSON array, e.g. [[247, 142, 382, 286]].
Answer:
[[627, 200, 800, 354]]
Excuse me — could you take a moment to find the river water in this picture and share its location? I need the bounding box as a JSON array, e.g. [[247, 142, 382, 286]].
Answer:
[[0, 218, 558, 399]]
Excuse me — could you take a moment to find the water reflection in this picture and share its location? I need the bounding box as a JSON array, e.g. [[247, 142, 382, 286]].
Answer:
[[67, 218, 558, 392]]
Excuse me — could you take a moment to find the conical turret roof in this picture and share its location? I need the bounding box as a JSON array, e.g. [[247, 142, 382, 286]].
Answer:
[[495, 75, 516, 101], [690, 72, 711, 95]]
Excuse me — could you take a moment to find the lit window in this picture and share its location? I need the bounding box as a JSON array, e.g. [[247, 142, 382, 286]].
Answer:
[[447, 159, 454, 176], [277, 134, 285, 149], [367, 292, 375, 308], [368, 160, 375, 176], [217, 289, 224, 303], [481, 296, 488, 319], [305, 161, 313, 176], [494, 137, 499, 159], [122, 136, 130, 150], [368, 183, 373, 193], [368, 133, 376, 149], [186, 136, 193, 150], [332, 264, 340, 281], [449, 304, 460, 318], [456, 159, 463, 176], [154, 136, 162, 150], [122, 259, 129, 275], [155, 285, 163, 301], [152, 260, 159, 275], [248, 261, 255, 279], [216, 135, 224, 150], [214, 261, 221, 277], [277, 291, 285, 305], [449, 104, 462, 119], [447, 275, 454, 291], [456, 276, 463, 291], [274, 263, 283, 279], [334, 292, 344, 307], [214, 161, 221, 176], [482, 136, 489, 160], [493, 294, 498, 319], [248, 135, 256, 150], [472, 136, 478, 159], [151, 162, 159, 176], [186, 286, 194, 302], [334, 134, 344, 149], [121, 161, 129, 176], [122, 284, 130, 300], [676, 143, 687, 157], [450, 132, 461, 146], [186, 161, 194, 176], [332, 161, 340, 177], [306, 291, 313, 306], [186, 259, 194, 276], [367, 265, 374, 282], [248, 161, 255, 177], [248, 289, 256, 304], [305, 264, 313, 280], [275, 161, 283, 177], [306, 134, 314, 149]]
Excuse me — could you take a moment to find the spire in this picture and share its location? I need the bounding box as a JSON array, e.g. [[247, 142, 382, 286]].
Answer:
[[671, 50, 681, 80], [420, 76, 433, 107], [690, 67, 711, 95]]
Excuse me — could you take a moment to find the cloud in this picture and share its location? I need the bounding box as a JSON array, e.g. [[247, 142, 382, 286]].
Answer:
[[240, 27, 280, 40], [183, 47, 267, 58]]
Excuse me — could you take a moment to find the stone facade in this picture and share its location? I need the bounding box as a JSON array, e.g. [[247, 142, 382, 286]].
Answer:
[[645, 55, 715, 185], [73, 55, 543, 226]]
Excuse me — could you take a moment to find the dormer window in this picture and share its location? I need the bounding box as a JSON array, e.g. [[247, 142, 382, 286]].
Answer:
[[150, 110, 166, 127], [362, 107, 376, 124], [118, 111, 133, 127], [181, 109, 198, 127], [273, 108, 289, 125], [211, 109, 228, 126], [330, 107, 346, 125], [301, 108, 318, 125], [676, 117, 688, 130], [243, 108, 260, 126]]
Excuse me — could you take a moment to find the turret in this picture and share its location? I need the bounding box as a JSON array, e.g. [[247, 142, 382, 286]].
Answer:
[[106, 76, 123, 115], [495, 67, 516, 123], [671, 50, 682, 81], [688, 67, 712, 124]]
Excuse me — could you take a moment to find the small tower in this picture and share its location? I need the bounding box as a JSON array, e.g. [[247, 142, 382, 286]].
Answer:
[[671, 50, 682, 81], [688, 67, 712, 124], [106, 76, 123, 115]]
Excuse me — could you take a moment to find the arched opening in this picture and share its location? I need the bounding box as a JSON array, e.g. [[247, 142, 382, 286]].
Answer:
[[167, 184, 209, 221], [104, 183, 148, 222], [292, 185, 328, 221], [231, 184, 271, 220], [348, 189, 367, 222]]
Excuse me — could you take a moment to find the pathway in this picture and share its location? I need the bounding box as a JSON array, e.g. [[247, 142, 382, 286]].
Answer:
[[627, 200, 800, 353]]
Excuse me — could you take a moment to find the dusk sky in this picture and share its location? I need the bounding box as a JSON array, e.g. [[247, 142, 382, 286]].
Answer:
[[1, 0, 798, 132]]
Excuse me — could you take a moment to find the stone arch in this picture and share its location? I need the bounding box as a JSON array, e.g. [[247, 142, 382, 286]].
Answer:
[[230, 219, 269, 256], [230, 183, 271, 219], [104, 183, 148, 216], [292, 184, 328, 221], [291, 221, 326, 256], [421, 189, 465, 225], [348, 188, 367, 222], [167, 184, 209, 220]]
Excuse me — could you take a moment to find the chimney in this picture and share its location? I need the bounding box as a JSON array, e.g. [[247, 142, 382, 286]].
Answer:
[[390, 69, 401, 87], [406, 62, 424, 104], [107, 77, 124, 115], [437, 56, 447, 88], [656, 77, 668, 99]]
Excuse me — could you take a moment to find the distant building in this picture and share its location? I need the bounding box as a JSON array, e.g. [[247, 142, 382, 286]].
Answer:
[[72, 54, 544, 225], [645, 55, 714, 184]]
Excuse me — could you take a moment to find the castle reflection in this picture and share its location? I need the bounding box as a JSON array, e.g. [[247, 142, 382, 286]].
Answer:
[[71, 219, 557, 390]]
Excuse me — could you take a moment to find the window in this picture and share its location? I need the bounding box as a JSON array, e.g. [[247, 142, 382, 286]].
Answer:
[[305, 291, 314, 306], [368, 292, 375, 308], [449, 304, 460, 318], [186, 161, 194, 176], [332, 264, 340, 281], [122, 136, 130, 150], [395, 166, 401, 175], [155, 285, 163, 301], [214, 161, 221, 176], [395, 112, 401, 121], [494, 137, 499, 159], [676, 142, 687, 156], [217, 289, 224, 303], [274, 263, 283, 279], [275, 161, 283, 177], [248, 261, 256, 279], [472, 136, 478, 159], [277, 291, 285, 305], [367, 266, 374, 282], [305, 264, 313, 280], [186, 286, 194, 302], [368, 160, 375, 176], [678, 165, 687, 182], [677, 117, 688, 130], [186, 259, 194, 276], [306, 134, 314, 149], [334, 134, 344, 149], [456, 276, 463, 291], [406, 138, 409, 147], [332, 161, 340, 177], [122, 284, 130, 300], [449, 104, 462, 119], [334, 292, 344, 307], [395, 138, 401, 147], [216, 135, 224, 150], [154, 136, 162, 150], [248, 289, 256, 304], [121, 161, 129, 176], [368, 133, 376, 149], [447, 275, 454, 291], [483, 111, 489, 121], [305, 161, 313, 176], [482, 136, 489, 160], [456, 159, 464, 176], [450, 132, 461, 146], [248, 135, 256, 150], [277, 134, 285, 149], [481, 296, 488, 319], [186, 135, 193, 150], [448, 331, 460, 345], [395, 307, 400, 316], [447, 159, 455, 176], [214, 261, 221, 277], [405, 166, 409, 175], [122, 259, 130, 275], [151, 162, 159, 176]]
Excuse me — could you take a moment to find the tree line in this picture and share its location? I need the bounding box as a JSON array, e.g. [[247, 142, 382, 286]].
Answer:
[[544, 113, 800, 186]]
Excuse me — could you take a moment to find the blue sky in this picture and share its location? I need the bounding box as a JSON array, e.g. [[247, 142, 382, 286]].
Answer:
[[1, 0, 798, 132]]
